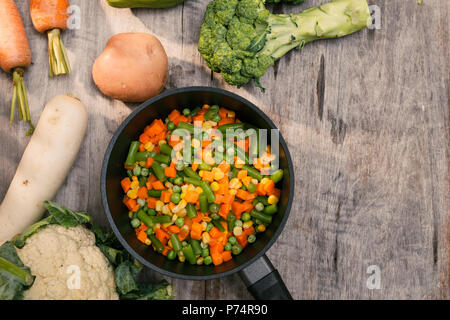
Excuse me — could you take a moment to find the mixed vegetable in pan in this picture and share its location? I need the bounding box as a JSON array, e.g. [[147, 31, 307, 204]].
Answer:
[[121, 104, 284, 266]]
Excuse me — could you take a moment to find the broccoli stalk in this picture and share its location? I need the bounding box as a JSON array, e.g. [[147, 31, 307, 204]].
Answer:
[[198, 0, 371, 89]]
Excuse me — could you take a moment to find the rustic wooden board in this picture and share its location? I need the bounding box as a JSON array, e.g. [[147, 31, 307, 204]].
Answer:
[[0, 0, 448, 299]]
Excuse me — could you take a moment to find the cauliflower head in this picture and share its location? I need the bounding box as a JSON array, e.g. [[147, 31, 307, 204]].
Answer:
[[17, 225, 118, 300]]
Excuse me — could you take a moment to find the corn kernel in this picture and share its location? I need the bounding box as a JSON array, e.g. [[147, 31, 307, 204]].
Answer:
[[202, 216, 212, 222], [233, 226, 243, 236], [172, 214, 178, 223], [203, 104, 210, 109], [191, 139, 201, 149], [268, 195, 279, 205], [197, 257, 204, 265], [155, 223, 161, 229], [180, 192, 186, 199], [234, 160, 245, 169], [165, 182, 173, 189], [251, 178, 259, 185], [227, 110, 235, 118], [199, 170, 205, 177], [172, 206, 181, 214], [155, 201, 164, 212], [144, 238, 151, 246], [229, 178, 242, 189], [211, 181, 220, 192], [202, 122, 212, 130], [213, 170, 224, 181], [180, 208, 187, 216], [176, 151, 183, 159], [178, 200, 187, 209], [257, 224, 266, 232], [243, 221, 253, 229], [139, 161, 146, 167], [178, 255, 185, 263], [144, 142, 154, 152], [202, 232, 211, 244], [128, 211, 133, 218], [261, 178, 270, 186], [201, 221, 208, 230], [196, 187, 203, 194], [229, 189, 237, 196], [127, 189, 138, 199], [130, 180, 139, 190], [168, 240, 173, 248], [162, 222, 172, 228]]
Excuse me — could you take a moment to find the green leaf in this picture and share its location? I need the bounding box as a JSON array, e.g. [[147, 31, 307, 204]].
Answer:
[[114, 262, 139, 295], [120, 280, 173, 300], [44, 201, 92, 228], [0, 242, 34, 300]]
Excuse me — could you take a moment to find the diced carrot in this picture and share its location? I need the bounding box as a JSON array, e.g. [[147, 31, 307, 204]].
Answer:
[[124, 164, 135, 170], [191, 222, 203, 234], [138, 144, 145, 152], [236, 233, 248, 248], [121, 177, 131, 193], [146, 119, 166, 136], [218, 162, 230, 173], [167, 225, 181, 234], [242, 176, 252, 187], [242, 201, 254, 213], [209, 227, 222, 239], [137, 231, 147, 243], [231, 201, 245, 219], [139, 133, 151, 144], [191, 163, 199, 171], [190, 230, 202, 240], [155, 228, 169, 245], [268, 188, 281, 198], [160, 190, 172, 203], [222, 251, 232, 262], [236, 189, 250, 201], [211, 253, 223, 266], [162, 246, 170, 256], [219, 203, 231, 219], [152, 180, 165, 190], [256, 182, 267, 195], [125, 198, 139, 212], [192, 215, 203, 223], [237, 170, 248, 180], [168, 202, 176, 210], [214, 194, 224, 204], [168, 109, 181, 123], [184, 190, 199, 203], [145, 157, 154, 168], [137, 186, 148, 199], [244, 226, 255, 236], [147, 197, 157, 209], [164, 167, 177, 178], [263, 180, 275, 194], [221, 194, 235, 204], [201, 170, 214, 182], [218, 117, 235, 126], [178, 227, 189, 242]]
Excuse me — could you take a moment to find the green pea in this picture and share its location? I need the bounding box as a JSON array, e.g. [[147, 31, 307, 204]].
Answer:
[[147, 208, 157, 216], [167, 121, 175, 130], [247, 182, 257, 193], [167, 250, 177, 260], [224, 243, 232, 251], [204, 256, 213, 265], [141, 168, 149, 177], [241, 212, 251, 222], [175, 217, 185, 227], [175, 161, 185, 171], [234, 220, 243, 227], [132, 165, 141, 176], [174, 176, 183, 185], [232, 244, 243, 255], [211, 213, 220, 220], [171, 193, 181, 204], [130, 218, 140, 228], [228, 236, 237, 245], [212, 114, 222, 122], [145, 228, 154, 236], [181, 241, 188, 247], [172, 185, 182, 193], [247, 234, 256, 243], [255, 202, 264, 211], [137, 198, 146, 207], [182, 108, 191, 116]]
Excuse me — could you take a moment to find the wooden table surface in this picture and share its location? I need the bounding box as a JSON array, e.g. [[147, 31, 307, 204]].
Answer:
[[0, 0, 448, 300]]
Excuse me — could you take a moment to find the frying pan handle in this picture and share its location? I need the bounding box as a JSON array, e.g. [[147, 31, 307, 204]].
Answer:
[[239, 254, 293, 300]]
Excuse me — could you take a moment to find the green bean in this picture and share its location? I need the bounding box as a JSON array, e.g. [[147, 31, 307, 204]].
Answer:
[[170, 233, 182, 252], [209, 203, 220, 214], [186, 203, 198, 218], [250, 209, 272, 224], [148, 189, 162, 197], [264, 204, 278, 215], [167, 250, 177, 260], [183, 176, 202, 186], [201, 248, 210, 258], [248, 234, 256, 243], [183, 167, 201, 179], [200, 181, 216, 203], [147, 208, 157, 216], [227, 212, 236, 231], [190, 107, 201, 116], [212, 220, 225, 232], [191, 239, 202, 256], [217, 123, 245, 135], [206, 222, 213, 232], [243, 164, 263, 181], [127, 169, 133, 179], [125, 141, 140, 167], [199, 193, 209, 213], [224, 243, 232, 251], [139, 176, 147, 187], [151, 215, 172, 224], [198, 162, 212, 171], [253, 196, 269, 206], [148, 234, 164, 253], [228, 236, 237, 245], [203, 109, 218, 121], [135, 151, 156, 162], [153, 153, 171, 165], [177, 122, 194, 134], [167, 121, 175, 131], [151, 161, 166, 182], [175, 217, 185, 227], [137, 210, 154, 228], [183, 245, 197, 265], [159, 143, 173, 156], [132, 165, 141, 176], [270, 169, 284, 184]]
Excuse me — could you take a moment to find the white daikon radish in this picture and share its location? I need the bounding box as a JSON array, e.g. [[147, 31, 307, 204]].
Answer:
[[0, 94, 88, 244]]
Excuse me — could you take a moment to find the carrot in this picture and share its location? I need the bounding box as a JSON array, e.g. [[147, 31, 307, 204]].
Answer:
[[137, 186, 148, 199], [145, 157, 154, 168], [209, 227, 222, 239], [120, 177, 131, 193], [155, 227, 169, 245], [222, 251, 232, 262], [125, 198, 139, 212], [147, 197, 157, 209], [164, 167, 177, 178], [167, 225, 180, 234], [30, 0, 71, 76], [151, 180, 165, 190], [184, 190, 199, 203], [0, 0, 34, 134], [136, 230, 148, 243], [160, 190, 172, 203]]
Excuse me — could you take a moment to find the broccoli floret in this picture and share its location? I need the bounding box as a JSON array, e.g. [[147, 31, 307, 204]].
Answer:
[[198, 0, 371, 89], [266, 0, 305, 4]]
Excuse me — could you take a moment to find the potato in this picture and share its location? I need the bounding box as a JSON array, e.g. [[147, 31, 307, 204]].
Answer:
[[92, 33, 168, 103], [0, 95, 88, 244]]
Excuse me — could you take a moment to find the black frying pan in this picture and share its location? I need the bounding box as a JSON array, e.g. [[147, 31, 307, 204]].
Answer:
[[101, 87, 295, 300]]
